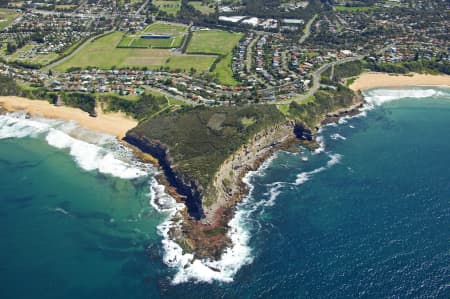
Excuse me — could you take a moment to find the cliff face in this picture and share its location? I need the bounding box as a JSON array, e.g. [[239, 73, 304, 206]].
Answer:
[[202, 120, 302, 221], [124, 133, 205, 219]]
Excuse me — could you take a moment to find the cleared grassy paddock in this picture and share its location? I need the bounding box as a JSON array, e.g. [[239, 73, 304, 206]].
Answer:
[[186, 30, 243, 85], [165, 55, 217, 71], [186, 30, 243, 55], [55, 32, 171, 71], [213, 54, 238, 85]]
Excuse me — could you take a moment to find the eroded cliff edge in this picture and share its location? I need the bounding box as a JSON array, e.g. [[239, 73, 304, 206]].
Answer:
[[125, 86, 362, 260]]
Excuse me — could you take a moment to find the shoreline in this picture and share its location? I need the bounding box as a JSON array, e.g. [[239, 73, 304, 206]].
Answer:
[[0, 96, 137, 139], [349, 72, 450, 91]]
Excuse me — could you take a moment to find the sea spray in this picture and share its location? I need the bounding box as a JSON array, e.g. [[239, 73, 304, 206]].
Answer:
[[155, 153, 282, 284]]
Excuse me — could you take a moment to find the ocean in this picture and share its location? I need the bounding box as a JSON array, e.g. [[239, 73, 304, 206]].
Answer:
[[0, 86, 449, 298]]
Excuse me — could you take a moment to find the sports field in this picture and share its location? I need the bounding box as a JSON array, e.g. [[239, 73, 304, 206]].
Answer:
[[55, 32, 171, 71], [54, 31, 216, 72], [118, 22, 187, 49]]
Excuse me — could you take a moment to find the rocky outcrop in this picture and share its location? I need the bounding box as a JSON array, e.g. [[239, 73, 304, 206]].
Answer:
[[202, 120, 301, 222]]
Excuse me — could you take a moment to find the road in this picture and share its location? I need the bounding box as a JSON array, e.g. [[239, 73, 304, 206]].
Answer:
[[275, 44, 393, 105], [245, 33, 260, 72], [299, 14, 317, 44]]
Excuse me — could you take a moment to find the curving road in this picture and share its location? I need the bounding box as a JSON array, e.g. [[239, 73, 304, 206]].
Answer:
[[275, 44, 393, 105]]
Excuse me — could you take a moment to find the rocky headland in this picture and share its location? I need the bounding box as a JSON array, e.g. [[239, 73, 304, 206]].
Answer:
[[124, 85, 363, 260]]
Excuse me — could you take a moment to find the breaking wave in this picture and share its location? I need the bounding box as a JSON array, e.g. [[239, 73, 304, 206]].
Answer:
[[363, 87, 449, 106], [0, 112, 149, 179]]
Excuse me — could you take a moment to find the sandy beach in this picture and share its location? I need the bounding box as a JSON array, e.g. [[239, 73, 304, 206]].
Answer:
[[0, 96, 137, 139], [350, 72, 450, 91]]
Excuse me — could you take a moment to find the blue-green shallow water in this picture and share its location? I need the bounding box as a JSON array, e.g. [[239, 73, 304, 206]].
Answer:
[[1, 87, 449, 298]]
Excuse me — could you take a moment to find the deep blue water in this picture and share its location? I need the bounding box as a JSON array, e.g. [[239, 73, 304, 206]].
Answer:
[[1, 87, 449, 298]]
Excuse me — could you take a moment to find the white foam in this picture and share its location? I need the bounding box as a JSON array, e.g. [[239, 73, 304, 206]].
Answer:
[[313, 135, 325, 154], [330, 133, 346, 141], [295, 166, 326, 185], [155, 153, 286, 284], [363, 88, 448, 106], [0, 112, 148, 179], [327, 153, 342, 167], [0, 112, 51, 139], [295, 153, 342, 185], [264, 182, 284, 207]]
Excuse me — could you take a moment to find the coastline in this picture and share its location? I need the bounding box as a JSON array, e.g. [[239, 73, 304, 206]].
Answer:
[[349, 72, 450, 91], [0, 96, 137, 139]]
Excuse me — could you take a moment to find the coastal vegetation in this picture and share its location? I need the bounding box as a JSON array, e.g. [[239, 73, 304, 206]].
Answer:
[[127, 104, 286, 189], [287, 85, 359, 128], [366, 59, 450, 75]]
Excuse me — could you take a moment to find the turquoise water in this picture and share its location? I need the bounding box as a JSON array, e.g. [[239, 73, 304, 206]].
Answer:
[[1, 87, 449, 298]]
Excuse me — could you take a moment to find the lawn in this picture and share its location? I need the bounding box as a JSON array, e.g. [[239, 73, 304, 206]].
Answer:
[[153, 0, 181, 16], [55, 32, 171, 71], [186, 30, 243, 55], [118, 21, 187, 49], [165, 55, 217, 72], [0, 8, 20, 30]]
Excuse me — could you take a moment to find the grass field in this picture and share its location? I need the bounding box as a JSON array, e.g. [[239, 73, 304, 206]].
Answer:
[[213, 54, 238, 85], [154, 0, 181, 16], [189, 1, 215, 14], [55, 31, 217, 72], [118, 22, 187, 49], [165, 55, 216, 72], [186, 30, 243, 85], [144, 22, 187, 34], [0, 8, 20, 30], [186, 30, 243, 55], [55, 32, 171, 71]]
